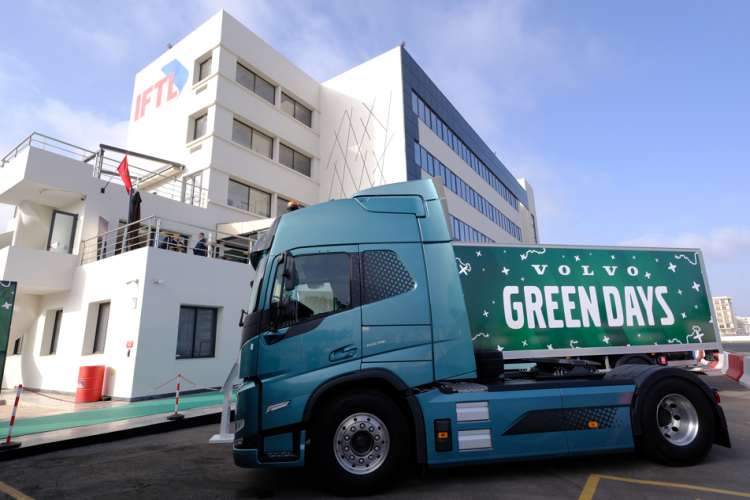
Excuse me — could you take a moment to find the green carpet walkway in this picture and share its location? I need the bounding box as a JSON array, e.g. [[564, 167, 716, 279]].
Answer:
[[0, 391, 236, 437]]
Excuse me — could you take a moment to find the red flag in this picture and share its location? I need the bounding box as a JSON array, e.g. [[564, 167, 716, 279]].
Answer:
[[117, 154, 132, 195]]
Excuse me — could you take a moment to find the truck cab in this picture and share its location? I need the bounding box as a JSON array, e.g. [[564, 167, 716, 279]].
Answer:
[[233, 179, 729, 493]]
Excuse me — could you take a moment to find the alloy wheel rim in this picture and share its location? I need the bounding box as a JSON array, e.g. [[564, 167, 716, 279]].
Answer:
[[656, 393, 699, 446], [333, 412, 390, 475]]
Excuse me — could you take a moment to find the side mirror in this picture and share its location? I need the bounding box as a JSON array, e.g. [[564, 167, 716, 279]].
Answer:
[[282, 252, 295, 292], [238, 309, 247, 327]]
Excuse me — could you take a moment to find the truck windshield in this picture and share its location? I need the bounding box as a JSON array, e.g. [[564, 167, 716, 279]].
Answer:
[[248, 254, 269, 313]]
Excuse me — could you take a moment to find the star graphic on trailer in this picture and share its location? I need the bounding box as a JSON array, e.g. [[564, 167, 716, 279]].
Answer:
[[692, 282, 701, 292], [501, 267, 509, 275], [678, 289, 683, 295], [547, 345, 553, 350], [492, 301, 495, 304], [681, 312, 687, 319], [483, 311, 489, 317], [638, 334, 641, 337], [1, 302, 11, 309], [611, 255, 615, 259], [521, 277, 525, 281], [645, 272, 651, 279], [655, 258, 659, 262], [632, 256, 636, 259], [668, 262, 677, 272], [522, 340, 528, 346], [603, 336, 610, 344], [476, 251, 482, 257], [574, 256, 580, 261], [694, 305, 698, 309]]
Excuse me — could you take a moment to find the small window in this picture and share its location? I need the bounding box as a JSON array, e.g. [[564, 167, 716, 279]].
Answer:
[[281, 93, 312, 127], [49, 310, 62, 355], [227, 179, 271, 217], [236, 63, 275, 104], [530, 213, 538, 244], [194, 114, 207, 140], [199, 58, 212, 81], [176, 306, 217, 359], [277, 196, 290, 217], [231, 119, 273, 158], [12, 335, 23, 355], [279, 144, 311, 177], [93, 302, 110, 354], [361, 251, 416, 305], [183, 172, 203, 206], [271, 253, 351, 327]]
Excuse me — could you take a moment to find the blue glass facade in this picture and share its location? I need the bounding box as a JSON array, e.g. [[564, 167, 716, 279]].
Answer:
[[400, 47, 529, 209]]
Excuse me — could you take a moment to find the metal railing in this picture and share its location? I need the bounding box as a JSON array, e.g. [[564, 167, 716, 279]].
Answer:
[[1, 133, 208, 208], [80, 215, 256, 266]]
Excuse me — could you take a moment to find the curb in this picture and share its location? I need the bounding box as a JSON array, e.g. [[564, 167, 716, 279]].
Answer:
[[720, 353, 750, 389], [0, 409, 233, 462]]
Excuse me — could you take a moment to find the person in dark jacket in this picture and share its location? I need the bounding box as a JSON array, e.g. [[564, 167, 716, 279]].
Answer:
[[193, 232, 208, 257]]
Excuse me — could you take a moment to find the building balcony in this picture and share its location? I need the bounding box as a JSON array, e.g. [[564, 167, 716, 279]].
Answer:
[[0, 245, 78, 294]]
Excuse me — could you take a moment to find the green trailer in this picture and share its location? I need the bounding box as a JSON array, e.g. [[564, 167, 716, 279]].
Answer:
[[454, 243, 721, 367]]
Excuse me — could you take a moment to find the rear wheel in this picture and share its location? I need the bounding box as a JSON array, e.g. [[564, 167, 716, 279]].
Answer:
[[311, 390, 409, 494], [635, 377, 714, 466]]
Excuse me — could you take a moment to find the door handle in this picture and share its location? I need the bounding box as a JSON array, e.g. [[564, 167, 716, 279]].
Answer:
[[262, 330, 286, 346], [329, 346, 357, 362]]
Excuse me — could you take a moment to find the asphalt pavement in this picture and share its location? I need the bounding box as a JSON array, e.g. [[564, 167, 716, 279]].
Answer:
[[723, 341, 750, 354], [1, 375, 749, 500]]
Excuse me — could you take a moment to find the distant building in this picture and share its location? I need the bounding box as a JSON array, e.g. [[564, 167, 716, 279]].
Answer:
[[736, 317, 750, 336], [713, 296, 737, 336]]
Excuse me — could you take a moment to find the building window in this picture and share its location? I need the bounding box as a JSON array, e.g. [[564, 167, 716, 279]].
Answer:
[[236, 63, 275, 104], [281, 93, 312, 127], [194, 114, 208, 140], [412, 91, 519, 211], [199, 58, 212, 82], [530, 213, 538, 244], [232, 119, 273, 159], [416, 142, 521, 241], [93, 302, 110, 354], [176, 306, 217, 359], [227, 179, 271, 216], [12, 335, 24, 355], [49, 310, 62, 355], [183, 172, 203, 206], [279, 144, 311, 177], [449, 215, 493, 243]]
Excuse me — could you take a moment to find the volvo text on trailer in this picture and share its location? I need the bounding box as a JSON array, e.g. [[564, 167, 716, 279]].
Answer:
[[233, 179, 729, 493]]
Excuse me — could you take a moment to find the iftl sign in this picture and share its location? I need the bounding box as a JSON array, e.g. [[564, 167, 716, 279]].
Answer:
[[133, 59, 188, 122], [454, 245, 718, 354]]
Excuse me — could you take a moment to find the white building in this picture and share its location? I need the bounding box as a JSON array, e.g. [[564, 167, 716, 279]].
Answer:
[[0, 11, 539, 399], [736, 317, 750, 336], [712, 296, 737, 336]]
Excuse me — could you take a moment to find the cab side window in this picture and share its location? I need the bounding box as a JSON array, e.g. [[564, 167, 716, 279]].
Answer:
[[276, 253, 351, 327]]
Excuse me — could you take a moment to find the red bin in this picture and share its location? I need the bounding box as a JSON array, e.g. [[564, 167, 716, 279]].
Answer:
[[75, 365, 106, 403]]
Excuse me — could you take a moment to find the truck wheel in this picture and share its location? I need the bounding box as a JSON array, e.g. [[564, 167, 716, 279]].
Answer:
[[311, 389, 409, 493], [616, 354, 654, 366], [635, 377, 715, 466]]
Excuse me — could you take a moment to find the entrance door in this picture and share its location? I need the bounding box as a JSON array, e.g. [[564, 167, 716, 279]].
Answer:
[[257, 245, 361, 429], [47, 211, 78, 254]]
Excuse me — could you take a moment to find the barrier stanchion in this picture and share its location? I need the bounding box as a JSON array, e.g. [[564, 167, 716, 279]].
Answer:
[[0, 385, 23, 451], [167, 374, 185, 421]]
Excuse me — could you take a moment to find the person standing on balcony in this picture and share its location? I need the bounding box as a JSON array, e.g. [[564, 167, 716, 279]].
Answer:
[[193, 233, 208, 257]]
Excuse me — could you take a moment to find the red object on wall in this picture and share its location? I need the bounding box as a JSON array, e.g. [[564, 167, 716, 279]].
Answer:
[[126, 341, 134, 348], [75, 365, 106, 403]]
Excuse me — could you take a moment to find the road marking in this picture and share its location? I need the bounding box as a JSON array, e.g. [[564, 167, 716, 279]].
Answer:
[[0, 480, 35, 500], [578, 474, 750, 499]]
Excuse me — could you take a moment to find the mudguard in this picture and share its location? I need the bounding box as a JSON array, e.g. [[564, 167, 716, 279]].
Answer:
[[604, 365, 730, 448]]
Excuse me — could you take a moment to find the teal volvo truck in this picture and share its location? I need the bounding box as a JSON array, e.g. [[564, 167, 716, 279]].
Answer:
[[233, 179, 729, 492]]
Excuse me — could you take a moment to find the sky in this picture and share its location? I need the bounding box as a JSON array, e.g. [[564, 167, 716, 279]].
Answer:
[[0, 0, 748, 314]]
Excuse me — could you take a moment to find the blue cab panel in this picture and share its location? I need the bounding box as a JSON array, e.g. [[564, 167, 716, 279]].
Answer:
[[239, 336, 259, 379]]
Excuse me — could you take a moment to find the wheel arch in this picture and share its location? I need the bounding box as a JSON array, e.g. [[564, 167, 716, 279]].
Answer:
[[301, 369, 427, 463], [604, 364, 730, 448]]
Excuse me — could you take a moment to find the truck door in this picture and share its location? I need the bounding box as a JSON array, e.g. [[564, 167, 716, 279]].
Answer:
[[359, 243, 433, 387], [257, 245, 361, 430]]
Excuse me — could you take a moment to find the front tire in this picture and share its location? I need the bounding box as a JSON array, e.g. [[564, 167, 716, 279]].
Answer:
[[311, 390, 409, 494], [635, 377, 715, 466]]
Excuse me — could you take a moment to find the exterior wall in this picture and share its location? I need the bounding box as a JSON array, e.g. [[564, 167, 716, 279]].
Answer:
[[713, 296, 737, 335], [517, 178, 539, 244], [417, 120, 525, 244], [320, 47, 407, 201], [2, 247, 253, 397]]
